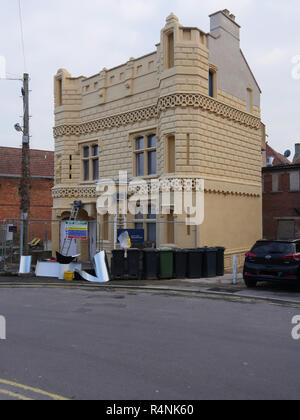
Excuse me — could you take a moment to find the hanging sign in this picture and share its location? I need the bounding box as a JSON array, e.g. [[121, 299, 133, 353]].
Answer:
[[66, 221, 88, 240]]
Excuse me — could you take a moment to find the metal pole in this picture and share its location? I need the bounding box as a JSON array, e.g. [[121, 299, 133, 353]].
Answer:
[[19, 73, 31, 256], [19, 218, 23, 258], [0, 222, 6, 271]]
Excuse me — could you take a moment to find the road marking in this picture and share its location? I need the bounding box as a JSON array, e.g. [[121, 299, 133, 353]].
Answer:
[[0, 379, 69, 400], [0, 388, 33, 400]]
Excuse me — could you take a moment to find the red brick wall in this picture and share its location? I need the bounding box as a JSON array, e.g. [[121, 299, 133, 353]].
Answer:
[[263, 171, 300, 239], [0, 177, 53, 240]]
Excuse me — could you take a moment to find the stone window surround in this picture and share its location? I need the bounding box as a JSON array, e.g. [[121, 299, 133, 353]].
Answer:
[[131, 129, 158, 178], [55, 76, 63, 108], [164, 28, 175, 70], [246, 87, 254, 114], [80, 139, 100, 183], [209, 63, 218, 99], [164, 133, 176, 174]]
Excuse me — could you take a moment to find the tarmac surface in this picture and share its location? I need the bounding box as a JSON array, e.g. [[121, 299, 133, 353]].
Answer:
[[0, 283, 300, 400], [1, 272, 300, 306]]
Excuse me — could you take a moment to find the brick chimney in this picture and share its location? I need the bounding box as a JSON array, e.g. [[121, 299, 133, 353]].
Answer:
[[209, 9, 241, 42]]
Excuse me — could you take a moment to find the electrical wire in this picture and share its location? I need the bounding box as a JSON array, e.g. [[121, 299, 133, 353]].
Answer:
[[18, 0, 27, 73]]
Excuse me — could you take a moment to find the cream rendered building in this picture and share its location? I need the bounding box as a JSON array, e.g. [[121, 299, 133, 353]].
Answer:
[[53, 10, 264, 269]]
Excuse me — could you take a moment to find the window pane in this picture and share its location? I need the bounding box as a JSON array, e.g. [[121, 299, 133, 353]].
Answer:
[[136, 153, 144, 176], [252, 241, 295, 255], [209, 71, 214, 98], [148, 151, 157, 175], [167, 32, 174, 69], [147, 204, 156, 220], [168, 135, 175, 173], [277, 221, 295, 240], [92, 145, 99, 156], [148, 134, 156, 149], [135, 223, 144, 230], [272, 173, 279, 192], [84, 160, 89, 181], [83, 146, 90, 158], [136, 137, 144, 151], [290, 171, 300, 192], [135, 214, 144, 220], [147, 223, 156, 243], [93, 158, 99, 180]]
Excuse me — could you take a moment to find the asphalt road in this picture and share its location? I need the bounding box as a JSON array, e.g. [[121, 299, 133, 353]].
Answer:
[[0, 287, 300, 400]]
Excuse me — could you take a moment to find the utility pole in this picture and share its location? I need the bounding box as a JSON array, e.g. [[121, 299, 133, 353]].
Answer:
[[19, 73, 30, 256]]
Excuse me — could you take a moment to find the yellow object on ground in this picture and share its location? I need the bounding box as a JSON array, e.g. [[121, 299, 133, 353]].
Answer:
[[64, 271, 74, 282]]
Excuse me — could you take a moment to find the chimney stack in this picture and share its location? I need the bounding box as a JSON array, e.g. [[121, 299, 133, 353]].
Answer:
[[209, 9, 240, 42]]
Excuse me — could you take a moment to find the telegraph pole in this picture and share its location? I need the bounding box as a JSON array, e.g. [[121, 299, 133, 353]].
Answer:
[[19, 73, 30, 256]]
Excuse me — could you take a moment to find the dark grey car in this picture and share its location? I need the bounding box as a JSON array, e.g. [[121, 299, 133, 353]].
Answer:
[[243, 240, 300, 288]]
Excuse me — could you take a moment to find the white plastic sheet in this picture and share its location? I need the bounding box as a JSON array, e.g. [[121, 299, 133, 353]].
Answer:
[[118, 231, 131, 249], [75, 251, 110, 283], [35, 261, 82, 279]]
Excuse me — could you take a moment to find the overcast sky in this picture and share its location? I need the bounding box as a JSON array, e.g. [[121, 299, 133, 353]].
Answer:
[[0, 0, 299, 156]]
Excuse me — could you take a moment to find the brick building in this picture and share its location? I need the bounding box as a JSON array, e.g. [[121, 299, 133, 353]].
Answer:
[[53, 10, 265, 268], [0, 147, 54, 221], [263, 144, 300, 240]]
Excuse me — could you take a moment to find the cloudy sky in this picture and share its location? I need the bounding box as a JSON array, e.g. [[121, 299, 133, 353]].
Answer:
[[0, 0, 299, 155]]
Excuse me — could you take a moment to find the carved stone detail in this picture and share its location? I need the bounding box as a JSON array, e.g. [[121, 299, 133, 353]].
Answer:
[[53, 93, 261, 138]]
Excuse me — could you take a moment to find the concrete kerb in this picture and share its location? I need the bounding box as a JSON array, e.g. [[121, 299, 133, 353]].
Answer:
[[1, 275, 300, 308], [0, 272, 243, 286]]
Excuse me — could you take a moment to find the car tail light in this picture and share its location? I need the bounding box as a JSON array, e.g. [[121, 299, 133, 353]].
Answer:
[[281, 254, 300, 261], [245, 252, 257, 258]]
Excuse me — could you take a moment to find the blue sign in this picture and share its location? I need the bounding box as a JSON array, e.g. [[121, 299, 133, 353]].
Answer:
[[117, 229, 145, 244], [9, 226, 17, 233]]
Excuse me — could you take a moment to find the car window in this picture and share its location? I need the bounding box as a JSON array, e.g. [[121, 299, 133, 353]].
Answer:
[[251, 242, 295, 255]]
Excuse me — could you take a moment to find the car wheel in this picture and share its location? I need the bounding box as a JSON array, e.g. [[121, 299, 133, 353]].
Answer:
[[244, 278, 258, 288]]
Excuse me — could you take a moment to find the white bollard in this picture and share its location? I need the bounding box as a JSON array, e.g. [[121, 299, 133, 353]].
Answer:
[[19, 255, 32, 274], [233, 254, 238, 285]]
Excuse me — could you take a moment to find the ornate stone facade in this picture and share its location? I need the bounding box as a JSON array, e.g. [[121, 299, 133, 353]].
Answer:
[[54, 92, 261, 139], [53, 10, 264, 268]]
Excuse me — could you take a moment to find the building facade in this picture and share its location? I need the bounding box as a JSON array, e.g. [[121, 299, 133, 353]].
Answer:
[[53, 10, 264, 268], [263, 144, 300, 240], [0, 147, 54, 243]]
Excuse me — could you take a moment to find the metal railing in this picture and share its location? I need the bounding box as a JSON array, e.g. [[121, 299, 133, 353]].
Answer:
[[0, 218, 199, 271]]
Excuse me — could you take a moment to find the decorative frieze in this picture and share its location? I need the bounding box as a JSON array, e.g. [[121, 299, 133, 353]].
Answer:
[[53, 92, 261, 138], [52, 185, 97, 199], [52, 178, 260, 199]]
